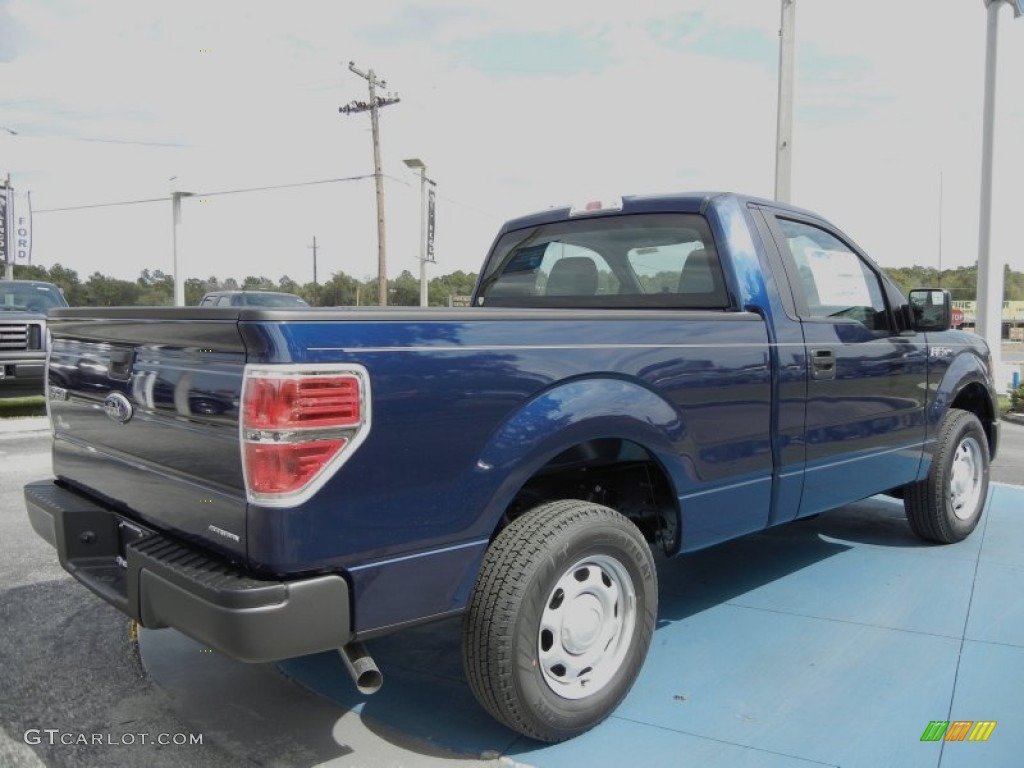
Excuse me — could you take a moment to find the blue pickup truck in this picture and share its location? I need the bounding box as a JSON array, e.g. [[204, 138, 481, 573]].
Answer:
[[26, 192, 999, 742]]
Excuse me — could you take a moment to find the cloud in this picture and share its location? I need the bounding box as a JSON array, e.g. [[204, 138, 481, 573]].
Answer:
[[1, 0, 1021, 285]]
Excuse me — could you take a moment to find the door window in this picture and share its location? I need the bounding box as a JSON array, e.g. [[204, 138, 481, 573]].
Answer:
[[776, 218, 890, 333]]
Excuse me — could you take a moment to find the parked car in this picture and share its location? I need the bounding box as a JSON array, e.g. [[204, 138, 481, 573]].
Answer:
[[0, 279, 69, 396], [198, 290, 308, 308], [26, 192, 999, 742]]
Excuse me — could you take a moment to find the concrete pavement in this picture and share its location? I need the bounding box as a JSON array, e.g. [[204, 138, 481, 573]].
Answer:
[[137, 486, 1024, 768], [4, 414, 1022, 767]]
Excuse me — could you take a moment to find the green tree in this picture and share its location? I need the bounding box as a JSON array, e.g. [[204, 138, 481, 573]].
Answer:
[[185, 278, 207, 306], [12, 264, 50, 281], [242, 275, 274, 291], [137, 269, 173, 305], [84, 272, 140, 306], [318, 271, 363, 307], [429, 270, 477, 306], [390, 270, 419, 306], [45, 263, 87, 305], [278, 275, 299, 295]]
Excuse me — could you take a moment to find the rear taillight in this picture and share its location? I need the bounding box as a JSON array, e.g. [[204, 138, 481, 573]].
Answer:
[[241, 364, 371, 506]]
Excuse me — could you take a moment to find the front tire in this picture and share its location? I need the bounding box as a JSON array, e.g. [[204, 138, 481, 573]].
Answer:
[[905, 408, 990, 543], [462, 499, 657, 742]]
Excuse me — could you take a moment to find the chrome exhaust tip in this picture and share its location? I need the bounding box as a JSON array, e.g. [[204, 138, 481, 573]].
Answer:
[[339, 642, 382, 695]]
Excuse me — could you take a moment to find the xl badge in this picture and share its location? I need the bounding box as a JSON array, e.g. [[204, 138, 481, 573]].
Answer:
[[103, 392, 134, 424]]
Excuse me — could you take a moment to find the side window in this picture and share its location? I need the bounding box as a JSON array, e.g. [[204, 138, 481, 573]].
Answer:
[[776, 218, 890, 332]]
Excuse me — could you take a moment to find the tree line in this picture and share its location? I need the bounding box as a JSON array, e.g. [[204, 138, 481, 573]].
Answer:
[[885, 263, 1024, 302], [11, 264, 479, 307], [10, 261, 1024, 307]]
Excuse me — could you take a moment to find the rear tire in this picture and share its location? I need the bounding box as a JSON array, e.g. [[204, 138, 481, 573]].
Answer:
[[462, 499, 657, 742], [904, 408, 990, 543]]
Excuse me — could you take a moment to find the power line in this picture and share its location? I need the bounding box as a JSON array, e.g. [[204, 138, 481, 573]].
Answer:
[[199, 174, 374, 198], [381, 173, 500, 220], [34, 174, 375, 214], [0, 129, 188, 148], [35, 197, 168, 214]]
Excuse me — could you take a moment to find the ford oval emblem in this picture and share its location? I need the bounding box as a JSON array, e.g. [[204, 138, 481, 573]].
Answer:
[[103, 392, 134, 424]]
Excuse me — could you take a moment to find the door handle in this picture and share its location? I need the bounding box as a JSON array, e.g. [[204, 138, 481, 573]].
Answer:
[[811, 348, 836, 381]]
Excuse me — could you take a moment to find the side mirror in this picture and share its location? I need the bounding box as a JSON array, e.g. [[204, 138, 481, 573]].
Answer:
[[908, 288, 952, 332]]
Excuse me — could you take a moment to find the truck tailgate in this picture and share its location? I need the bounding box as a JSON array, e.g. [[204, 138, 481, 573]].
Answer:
[[46, 313, 248, 562]]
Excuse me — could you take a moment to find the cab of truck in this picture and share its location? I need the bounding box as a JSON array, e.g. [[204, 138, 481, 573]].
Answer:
[[198, 290, 309, 308]]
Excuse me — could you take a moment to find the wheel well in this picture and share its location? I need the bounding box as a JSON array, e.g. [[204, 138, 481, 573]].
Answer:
[[497, 438, 681, 554], [950, 383, 996, 457]]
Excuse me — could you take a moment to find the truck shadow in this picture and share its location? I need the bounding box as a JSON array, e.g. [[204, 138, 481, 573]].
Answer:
[[278, 495, 939, 758]]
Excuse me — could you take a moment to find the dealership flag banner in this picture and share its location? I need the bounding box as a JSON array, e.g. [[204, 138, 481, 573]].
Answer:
[[427, 187, 436, 263], [12, 190, 32, 264]]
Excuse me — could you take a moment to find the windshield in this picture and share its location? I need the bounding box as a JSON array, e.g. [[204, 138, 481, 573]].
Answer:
[[235, 293, 308, 307], [0, 283, 68, 312]]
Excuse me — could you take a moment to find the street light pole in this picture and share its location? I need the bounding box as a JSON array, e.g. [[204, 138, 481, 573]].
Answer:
[[774, 0, 796, 203], [171, 189, 192, 307], [976, 0, 1021, 391], [403, 158, 430, 307]]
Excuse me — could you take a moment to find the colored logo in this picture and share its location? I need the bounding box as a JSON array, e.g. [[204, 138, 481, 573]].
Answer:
[[920, 720, 996, 742]]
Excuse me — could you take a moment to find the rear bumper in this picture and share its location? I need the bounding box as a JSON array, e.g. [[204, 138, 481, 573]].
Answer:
[[25, 480, 352, 662]]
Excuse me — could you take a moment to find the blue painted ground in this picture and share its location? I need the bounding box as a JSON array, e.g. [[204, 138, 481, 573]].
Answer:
[[279, 485, 1024, 768]]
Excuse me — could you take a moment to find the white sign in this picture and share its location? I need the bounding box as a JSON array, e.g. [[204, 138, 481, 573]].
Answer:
[[805, 248, 871, 306], [13, 190, 31, 263], [426, 187, 436, 263]]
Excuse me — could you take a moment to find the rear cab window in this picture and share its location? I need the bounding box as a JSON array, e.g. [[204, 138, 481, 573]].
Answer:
[[477, 214, 728, 309]]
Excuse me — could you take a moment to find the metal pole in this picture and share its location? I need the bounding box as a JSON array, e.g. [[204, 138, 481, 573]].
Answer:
[[418, 166, 428, 307], [937, 171, 943, 286], [3, 173, 11, 280], [774, 0, 796, 203], [368, 70, 388, 306], [308, 235, 318, 306], [977, 0, 1006, 387], [171, 191, 185, 307]]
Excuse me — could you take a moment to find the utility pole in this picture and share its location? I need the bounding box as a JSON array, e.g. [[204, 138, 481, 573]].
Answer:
[[308, 235, 318, 305], [775, 0, 796, 203], [340, 62, 400, 306]]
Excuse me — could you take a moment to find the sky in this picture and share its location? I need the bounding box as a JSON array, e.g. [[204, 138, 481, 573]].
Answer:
[[1, 0, 1022, 288]]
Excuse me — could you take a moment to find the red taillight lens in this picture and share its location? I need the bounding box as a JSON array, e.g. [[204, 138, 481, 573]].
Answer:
[[245, 375, 361, 430], [244, 440, 347, 494], [241, 365, 371, 505]]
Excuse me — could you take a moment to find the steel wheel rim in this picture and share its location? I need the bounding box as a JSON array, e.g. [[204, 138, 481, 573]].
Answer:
[[949, 436, 984, 521], [537, 554, 637, 700]]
